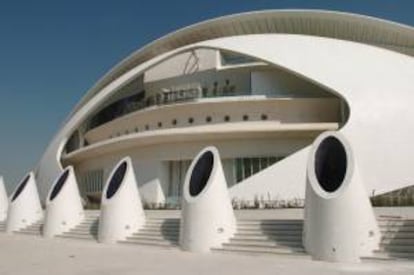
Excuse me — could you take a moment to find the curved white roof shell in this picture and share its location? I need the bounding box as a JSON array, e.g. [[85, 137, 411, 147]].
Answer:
[[75, 9, 414, 112], [36, 9, 414, 200]]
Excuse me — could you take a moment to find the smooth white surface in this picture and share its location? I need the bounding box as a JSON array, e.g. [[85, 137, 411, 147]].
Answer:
[[98, 157, 145, 243], [0, 176, 8, 221], [180, 146, 236, 252], [43, 166, 84, 238], [6, 172, 43, 233], [303, 132, 380, 262]]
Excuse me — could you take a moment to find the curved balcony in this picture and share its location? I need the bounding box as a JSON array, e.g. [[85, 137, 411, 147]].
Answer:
[[62, 96, 342, 163]]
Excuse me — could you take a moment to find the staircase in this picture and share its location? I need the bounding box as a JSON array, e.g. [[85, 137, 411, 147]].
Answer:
[[0, 221, 6, 232], [14, 220, 43, 236], [212, 219, 308, 257], [371, 218, 414, 260], [119, 217, 180, 248], [1, 208, 412, 262], [56, 211, 99, 241]]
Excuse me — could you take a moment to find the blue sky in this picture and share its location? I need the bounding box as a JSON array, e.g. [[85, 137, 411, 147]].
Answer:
[[0, 0, 413, 191]]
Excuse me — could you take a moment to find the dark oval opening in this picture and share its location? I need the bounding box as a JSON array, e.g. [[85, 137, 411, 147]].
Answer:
[[49, 169, 70, 201], [314, 136, 347, 193], [106, 161, 127, 199], [189, 151, 214, 197], [12, 174, 31, 202]]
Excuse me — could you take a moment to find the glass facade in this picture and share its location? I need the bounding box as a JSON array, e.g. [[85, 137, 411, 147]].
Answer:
[[166, 156, 284, 203], [220, 51, 260, 66], [80, 169, 104, 195], [235, 156, 284, 183]]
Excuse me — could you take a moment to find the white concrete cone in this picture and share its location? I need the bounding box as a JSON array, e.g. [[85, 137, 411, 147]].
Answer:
[[0, 176, 8, 221], [180, 146, 236, 253], [303, 131, 380, 263], [6, 172, 43, 233], [98, 157, 145, 243], [43, 166, 84, 238]]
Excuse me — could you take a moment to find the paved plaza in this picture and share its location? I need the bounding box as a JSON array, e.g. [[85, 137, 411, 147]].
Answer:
[[0, 233, 413, 275]]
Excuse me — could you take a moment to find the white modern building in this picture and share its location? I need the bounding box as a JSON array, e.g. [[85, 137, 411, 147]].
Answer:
[[34, 10, 414, 206]]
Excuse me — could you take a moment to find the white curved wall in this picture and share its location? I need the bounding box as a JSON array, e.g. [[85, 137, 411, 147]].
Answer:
[[98, 157, 145, 243], [212, 34, 414, 198], [0, 176, 8, 221], [6, 172, 43, 232], [180, 146, 236, 252], [303, 131, 380, 262], [36, 33, 414, 200], [43, 166, 84, 238]]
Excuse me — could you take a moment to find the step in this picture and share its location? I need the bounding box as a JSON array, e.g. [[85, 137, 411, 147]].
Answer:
[[132, 232, 178, 239], [127, 235, 178, 242], [139, 228, 179, 234], [213, 245, 306, 255], [380, 225, 414, 231], [143, 224, 180, 230], [379, 244, 414, 253], [17, 227, 42, 231], [236, 224, 303, 230], [145, 220, 179, 224], [381, 238, 414, 246], [224, 240, 303, 249], [375, 252, 414, 260], [67, 226, 98, 231], [145, 218, 180, 223], [232, 234, 301, 241], [378, 220, 414, 225], [76, 221, 99, 225], [15, 230, 42, 235], [373, 250, 414, 259], [381, 232, 414, 239], [22, 224, 42, 229], [233, 234, 302, 240], [237, 228, 303, 234], [237, 220, 303, 225], [70, 225, 98, 230], [21, 227, 42, 232], [228, 238, 302, 247], [17, 229, 42, 233], [362, 252, 394, 261], [119, 239, 178, 247], [146, 219, 181, 221], [82, 215, 99, 220], [69, 226, 98, 231], [71, 227, 98, 232], [125, 236, 178, 245], [66, 230, 98, 236], [58, 234, 97, 240]]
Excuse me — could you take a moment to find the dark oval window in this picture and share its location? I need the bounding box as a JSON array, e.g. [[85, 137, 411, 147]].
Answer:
[[106, 161, 128, 199], [49, 169, 70, 201], [224, 115, 230, 122], [12, 174, 31, 202], [189, 151, 214, 196], [314, 136, 347, 193], [188, 118, 194, 124]]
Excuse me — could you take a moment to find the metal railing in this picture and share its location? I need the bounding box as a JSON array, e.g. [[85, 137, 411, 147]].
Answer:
[[87, 87, 252, 131]]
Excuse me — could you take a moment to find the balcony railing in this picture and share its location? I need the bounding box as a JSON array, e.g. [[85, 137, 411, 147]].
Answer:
[[87, 86, 251, 131]]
